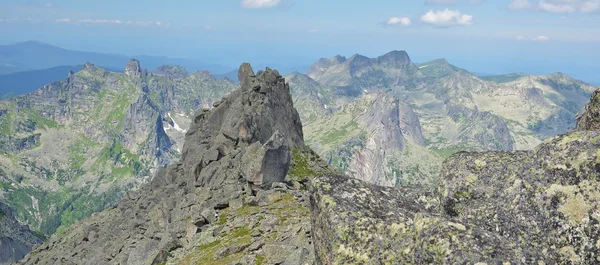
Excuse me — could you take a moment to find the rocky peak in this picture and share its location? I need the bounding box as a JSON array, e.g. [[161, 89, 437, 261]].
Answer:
[[124, 58, 142, 78], [81, 61, 97, 71], [19, 64, 311, 265], [331, 55, 347, 64], [376, 50, 411, 66]]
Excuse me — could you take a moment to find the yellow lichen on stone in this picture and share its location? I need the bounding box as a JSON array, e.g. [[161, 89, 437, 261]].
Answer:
[[336, 244, 370, 262], [553, 164, 568, 170], [558, 246, 580, 264], [320, 195, 337, 208], [559, 193, 590, 226], [448, 222, 466, 231], [465, 173, 478, 183], [389, 223, 406, 236], [474, 159, 487, 169], [546, 184, 576, 197]]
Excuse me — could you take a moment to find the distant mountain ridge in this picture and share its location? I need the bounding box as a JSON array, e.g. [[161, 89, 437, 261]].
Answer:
[[0, 41, 231, 76], [289, 50, 597, 187], [0, 59, 237, 241]]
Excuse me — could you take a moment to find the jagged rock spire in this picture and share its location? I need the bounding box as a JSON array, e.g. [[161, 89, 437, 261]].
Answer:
[[125, 58, 142, 78]]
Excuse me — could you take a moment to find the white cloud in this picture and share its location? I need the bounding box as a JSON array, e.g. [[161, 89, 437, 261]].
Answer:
[[420, 9, 473, 26], [425, 0, 484, 4], [385, 16, 412, 26], [240, 0, 282, 9], [78, 19, 124, 24], [308, 29, 319, 33], [509, 0, 600, 13], [509, 0, 533, 10], [516, 35, 526, 40], [55, 18, 165, 27], [532, 35, 550, 41], [425, 0, 460, 4], [0, 18, 40, 24], [204, 25, 212, 31]]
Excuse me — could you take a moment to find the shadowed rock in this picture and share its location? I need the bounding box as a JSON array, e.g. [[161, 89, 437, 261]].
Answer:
[[0, 202, 43, 265]]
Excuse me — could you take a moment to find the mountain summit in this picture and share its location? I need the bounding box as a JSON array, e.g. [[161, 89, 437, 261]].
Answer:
[[20, 64, 330, 265]]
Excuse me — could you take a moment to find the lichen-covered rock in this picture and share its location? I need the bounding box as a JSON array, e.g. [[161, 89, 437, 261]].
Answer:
[[439, 131, 600, 264], [311, 130, 600, 264], [311, 174, 515, 264]]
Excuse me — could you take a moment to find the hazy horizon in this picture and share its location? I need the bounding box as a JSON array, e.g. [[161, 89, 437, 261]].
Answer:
[[1, 0, 599, 83]]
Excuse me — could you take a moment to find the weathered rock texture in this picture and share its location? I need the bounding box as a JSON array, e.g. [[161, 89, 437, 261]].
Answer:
[[310, 89, 600, 264], [576, 88, 600, 130], [0, 202, 42, 265], [19, 64, 330, 265]]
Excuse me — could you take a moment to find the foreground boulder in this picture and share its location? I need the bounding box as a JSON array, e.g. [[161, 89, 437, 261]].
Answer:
[[311, 89, 600, 264], [20, 64, 330, 265]]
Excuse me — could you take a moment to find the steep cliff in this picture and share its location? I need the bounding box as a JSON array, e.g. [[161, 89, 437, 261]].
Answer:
[[304, 93, 442, 187]]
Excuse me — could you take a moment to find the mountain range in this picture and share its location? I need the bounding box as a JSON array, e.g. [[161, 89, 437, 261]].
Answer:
[[289, 51, 596, 186], [14, 62, 600, 264], [0, 60, 237, 240], [0, 48, 598, 263]]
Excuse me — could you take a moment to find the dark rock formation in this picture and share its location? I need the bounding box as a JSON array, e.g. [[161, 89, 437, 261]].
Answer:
[[576, 88, 600, 130], [0, 202, 43, 265], [399, 101, 425, 146], [125, 59, 143, 78], [19, 64, 321, 265], [447, 104, 514, 150]]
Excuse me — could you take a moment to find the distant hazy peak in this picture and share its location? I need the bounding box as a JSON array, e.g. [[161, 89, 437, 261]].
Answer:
[[377, 50, 412, 66], [82, 61, 98, 71], [152, 65, 189, 78], [125, 58, 142, 78]]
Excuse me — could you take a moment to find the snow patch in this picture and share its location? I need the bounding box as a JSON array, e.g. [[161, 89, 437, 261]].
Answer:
[[419, 65, 428, 69], [167, 113, 187, 133]]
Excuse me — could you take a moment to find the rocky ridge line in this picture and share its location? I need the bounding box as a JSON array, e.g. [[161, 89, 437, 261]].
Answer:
[[20, 63, 331, 265]]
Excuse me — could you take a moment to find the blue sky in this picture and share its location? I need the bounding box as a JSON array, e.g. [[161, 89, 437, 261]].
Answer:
[[0, 0, 599, 82]]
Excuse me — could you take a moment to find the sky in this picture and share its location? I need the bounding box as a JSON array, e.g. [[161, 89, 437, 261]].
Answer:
[[0, 0, 599, 83]]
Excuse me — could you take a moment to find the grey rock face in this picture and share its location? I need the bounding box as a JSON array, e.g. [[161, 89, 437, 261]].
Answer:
[[125, 59, 143, 78], [0, 202, 43, 265], [241, 131, 291, 188], [347, 93, 404, 186], [122, 93, 172, 164], [399, 101, 425, 146], [576, 88, 600, 130], [447, 104, 514, 151], [19, 64, 312, 265]]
